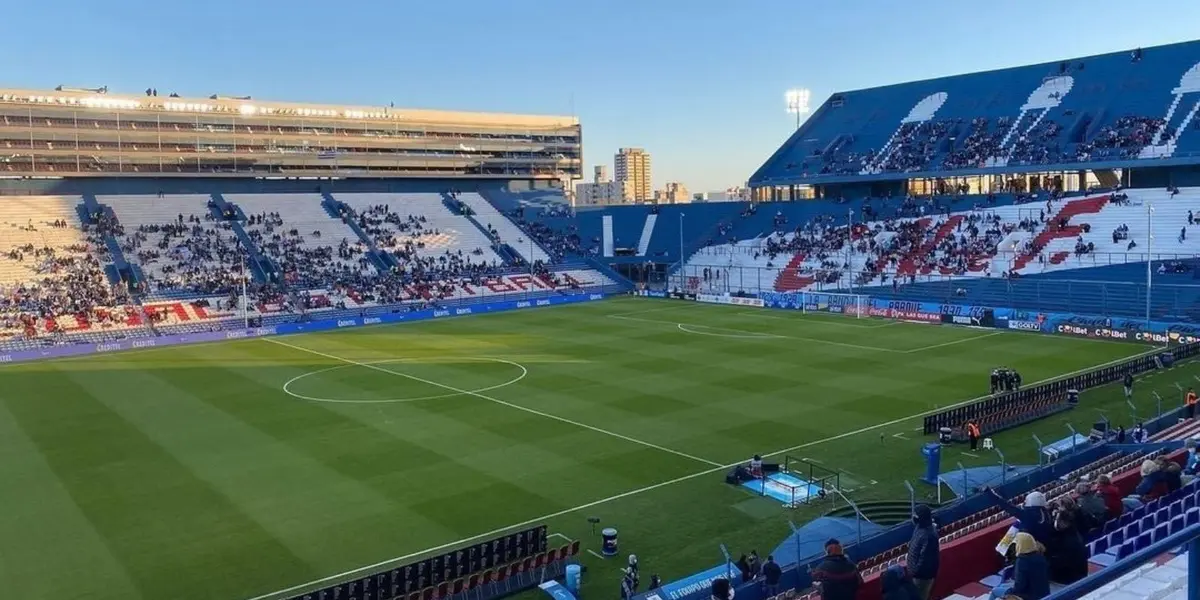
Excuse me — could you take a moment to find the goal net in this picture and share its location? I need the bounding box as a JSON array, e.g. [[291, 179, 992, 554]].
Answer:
[[797, 292, 869, 318]]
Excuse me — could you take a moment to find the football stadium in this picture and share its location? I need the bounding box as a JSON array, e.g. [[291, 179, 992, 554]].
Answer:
[[6, 35, 1200, 600]]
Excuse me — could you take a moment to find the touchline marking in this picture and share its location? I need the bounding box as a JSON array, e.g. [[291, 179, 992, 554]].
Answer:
[[607, 314, 902, 353], [242, 344, 1162, 600], [903, 332, 1004, 353], [675, 323, 783, 339], [732, 310, 896, 329], [263, 337, 723, 468]]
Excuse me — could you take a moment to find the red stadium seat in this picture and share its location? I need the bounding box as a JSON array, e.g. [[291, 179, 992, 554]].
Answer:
[[569, 540, 580, 556]]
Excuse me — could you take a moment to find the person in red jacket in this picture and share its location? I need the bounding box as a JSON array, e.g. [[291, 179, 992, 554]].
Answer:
[[1094, 474, 1123, 519]]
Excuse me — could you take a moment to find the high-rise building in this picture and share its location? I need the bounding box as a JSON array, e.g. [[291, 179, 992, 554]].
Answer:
[[576, 180, 635, 206], [594, 165, 609, 183], [614, 147, 652, 202], [654, 182, 690, 204]]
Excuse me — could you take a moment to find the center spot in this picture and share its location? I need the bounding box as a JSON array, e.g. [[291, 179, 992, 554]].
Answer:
[[282, 357, 527, 404]]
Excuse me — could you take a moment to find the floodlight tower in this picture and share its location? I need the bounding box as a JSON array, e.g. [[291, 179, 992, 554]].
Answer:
[[785, 89, 811, 130]]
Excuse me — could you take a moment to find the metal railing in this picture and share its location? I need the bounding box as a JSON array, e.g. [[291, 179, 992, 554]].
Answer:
[[666, 263, 1200, 321]]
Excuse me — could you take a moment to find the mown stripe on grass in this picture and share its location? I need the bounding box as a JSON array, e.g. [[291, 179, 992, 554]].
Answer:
[[4, 364, 314, 600], [0, 400, 141, 600]]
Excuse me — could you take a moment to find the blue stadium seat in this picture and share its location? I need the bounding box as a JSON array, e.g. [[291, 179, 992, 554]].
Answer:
[[1188, 509, 1200, 527], [1110, 529, 1125, 546], [1126, 521, 1140, 537], [1116, 542, 1135, 560], [1155, 524, 1169, 541], [1171, 516, 1185, 534], [1136, 532, 1153, 551]]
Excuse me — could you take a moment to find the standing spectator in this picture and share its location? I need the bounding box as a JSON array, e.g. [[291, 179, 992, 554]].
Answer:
[[1123, 372, 1134, 400], [1008, 533, 1050, 600], [1115, 425, 1127, 444], [747, 550, 761, 580], [882, 565, 921, 600], [1045, 501, 1087, 585], [811, 539, 862, 600], [906, 505, 939, 600], [1186, 387, 1198, 419], [761, 555, 782, 597], [648, 574, 661, 591], [736, 554, 752, 584], [966, 421, 981, 452], [986, 488, 1053, 546], [1094, 474, 1123, 519]]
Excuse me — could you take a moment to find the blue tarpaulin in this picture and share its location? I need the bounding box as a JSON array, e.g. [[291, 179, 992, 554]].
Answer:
[[940, 465, 1039, 498], [769, 517, 889, 566]]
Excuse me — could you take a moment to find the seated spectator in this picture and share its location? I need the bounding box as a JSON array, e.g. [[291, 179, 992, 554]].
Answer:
[[1124, 459, 1167, 510], [1006, 533, 1050, 600], [1073, 482, 1108, 533], [881, 565, 921, 600], [1094, 474, 1123, 519]]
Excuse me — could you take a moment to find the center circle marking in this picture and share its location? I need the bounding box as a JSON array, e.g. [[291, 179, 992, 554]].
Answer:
[[281, 356, 528, 404]]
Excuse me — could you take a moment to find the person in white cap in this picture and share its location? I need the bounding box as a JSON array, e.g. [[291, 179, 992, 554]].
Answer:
[[985, 486, 1053, 545]]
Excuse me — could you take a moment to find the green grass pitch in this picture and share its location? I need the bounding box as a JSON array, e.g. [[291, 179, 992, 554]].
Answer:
[[1, 296, 1195, 600]]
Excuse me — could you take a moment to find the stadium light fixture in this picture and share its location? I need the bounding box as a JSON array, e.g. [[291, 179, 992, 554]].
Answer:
[[785, 88, 811, 130]]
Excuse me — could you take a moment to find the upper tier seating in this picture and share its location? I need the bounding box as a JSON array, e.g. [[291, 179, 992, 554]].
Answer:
[[224, 194, 377, 287], [751, 41, 1200, 186]]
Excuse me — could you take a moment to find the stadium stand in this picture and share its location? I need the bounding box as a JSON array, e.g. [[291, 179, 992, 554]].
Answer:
[[750, 42, 1200, 186], [225, 193, 378, 288], [0, 195, 135, 348], [100, 194, 246, 298]]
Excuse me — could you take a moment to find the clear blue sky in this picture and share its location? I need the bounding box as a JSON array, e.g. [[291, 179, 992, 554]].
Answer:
[[2, 0, 1198, 192]]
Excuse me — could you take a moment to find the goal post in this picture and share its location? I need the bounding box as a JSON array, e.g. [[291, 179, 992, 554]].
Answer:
[[798, 291, 869, 318]]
